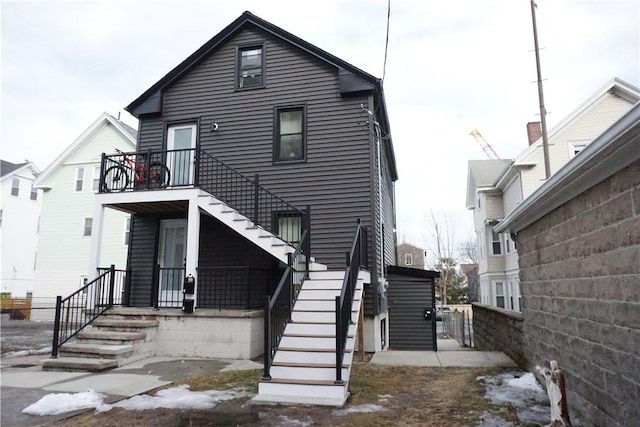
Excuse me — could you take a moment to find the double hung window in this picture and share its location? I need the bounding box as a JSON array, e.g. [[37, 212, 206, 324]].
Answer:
[[275, 107, 305, 162], [237, 45, 264, 89], [11, 178, 20, 196]]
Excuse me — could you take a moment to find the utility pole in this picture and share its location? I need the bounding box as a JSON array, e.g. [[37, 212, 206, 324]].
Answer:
[[530, 0, 551, 179]]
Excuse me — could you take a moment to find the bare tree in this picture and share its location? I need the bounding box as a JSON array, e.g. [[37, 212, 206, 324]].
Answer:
[[458, 232, 478, 264]]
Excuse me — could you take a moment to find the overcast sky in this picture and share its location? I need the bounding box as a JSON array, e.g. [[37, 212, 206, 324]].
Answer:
[[2, 0, 638, 256]]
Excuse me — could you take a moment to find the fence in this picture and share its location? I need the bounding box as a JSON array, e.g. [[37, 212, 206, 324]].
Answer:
[[1, 298, 57, 357], [442, 309, 474, 348]]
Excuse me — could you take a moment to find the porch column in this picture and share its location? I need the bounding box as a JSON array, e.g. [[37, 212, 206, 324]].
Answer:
[[87, 201, 105, 309], [186, 197, 201, 306]]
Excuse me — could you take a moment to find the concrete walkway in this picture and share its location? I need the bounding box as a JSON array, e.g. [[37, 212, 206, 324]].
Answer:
[[370, 338, 517, 368], [1, 339, 515, 427]]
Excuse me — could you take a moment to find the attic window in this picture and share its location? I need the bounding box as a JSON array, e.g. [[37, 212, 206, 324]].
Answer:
[[237, 45, 264, 89]]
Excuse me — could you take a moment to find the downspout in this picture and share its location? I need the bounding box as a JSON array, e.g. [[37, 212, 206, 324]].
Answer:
[[374, 122, 385, 283]]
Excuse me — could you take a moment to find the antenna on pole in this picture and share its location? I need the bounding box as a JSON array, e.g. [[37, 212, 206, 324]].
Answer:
[[530, 0, 551, 179]]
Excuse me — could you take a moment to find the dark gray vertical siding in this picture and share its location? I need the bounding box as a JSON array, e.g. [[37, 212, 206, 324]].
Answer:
[[137, 27, 376, 270], [387, 272, 436, 351], [128, 214, 158, 307]]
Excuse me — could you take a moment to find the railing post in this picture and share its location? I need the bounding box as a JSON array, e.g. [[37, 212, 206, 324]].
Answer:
[[51, 296, 62, 358], [304, 205, 311, 277], [193, 148, 200, 187], [335, 296, 343, 384], [253, 174, 260, 224], [152, 264, 160, 309], [245, 265, 251, 310], [108, 264, 115, 308], [263, 295, 272, 380], [123, 268, 131, 307], [145, 149, 152, 189], [99, 153, 106, 193]]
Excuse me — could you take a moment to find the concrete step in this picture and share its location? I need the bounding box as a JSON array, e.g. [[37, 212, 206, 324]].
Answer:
[[42, 357, 118, 372], [92, 319, 159, 331], [58, 343, 134, 359], [255, 380, 348, 406], [76, 330, 146, 344], [269, 364, 350, 382]]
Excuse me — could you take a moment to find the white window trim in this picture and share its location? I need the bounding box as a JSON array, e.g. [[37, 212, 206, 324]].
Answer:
[[92, 166, 101, 192], [569, 141, 589, 159], [83, 217, 93, 237], [11, 177, 20, 197], [491, 229, 502, 256], [30, 184, 38, 200], [124, 216, 131, 246], [75, 167, 85, 192], [405, 253, 413, 265], [494, 281, 505, 308]]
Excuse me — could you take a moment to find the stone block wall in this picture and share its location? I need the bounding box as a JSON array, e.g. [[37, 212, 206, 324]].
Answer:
[[516, 160, 640, 426], [472, 302, 526, 369]]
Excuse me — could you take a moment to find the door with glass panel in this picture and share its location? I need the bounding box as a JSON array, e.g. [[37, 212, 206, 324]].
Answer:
[[158, 219, 187, 307], [167, 124, 196, 186]]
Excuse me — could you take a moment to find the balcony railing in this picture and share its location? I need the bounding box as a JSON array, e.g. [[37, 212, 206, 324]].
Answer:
[[99, 148, 308, 248]]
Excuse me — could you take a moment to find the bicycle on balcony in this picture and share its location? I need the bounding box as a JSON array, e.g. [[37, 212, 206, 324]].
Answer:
[[103, 148, 171, 192]]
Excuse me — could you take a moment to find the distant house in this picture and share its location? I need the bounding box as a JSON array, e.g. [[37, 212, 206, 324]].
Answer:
[[33, 113, 136, 299], [47, 12, 400, 407], [397, 242, 426, 269], [0, 160, 41, 297], [494, 101, 640, 427], [466, 78, 639, 312]]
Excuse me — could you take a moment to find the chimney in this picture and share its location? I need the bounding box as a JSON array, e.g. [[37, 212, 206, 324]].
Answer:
[[527, 122, 542, 145]]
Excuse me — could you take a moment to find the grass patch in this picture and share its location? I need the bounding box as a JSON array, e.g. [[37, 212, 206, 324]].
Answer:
[[171, 368, 263, 392]]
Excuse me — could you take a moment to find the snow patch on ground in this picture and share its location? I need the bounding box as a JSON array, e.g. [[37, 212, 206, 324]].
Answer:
[[22, 385, 248, 416], [332, 403, 387, 416], [378, 393, 393, 402], [2, 347, 51, 358], [272, 415, 312, 426], [477, 371, 550, 426]]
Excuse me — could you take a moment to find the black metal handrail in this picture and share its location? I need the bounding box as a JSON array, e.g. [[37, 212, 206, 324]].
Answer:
[[51, 265, 125, 358], [263, 229, 309, 380], [153, 266, 185, 308], [197, 149, 307, 247], [335, 220, 368, 383]]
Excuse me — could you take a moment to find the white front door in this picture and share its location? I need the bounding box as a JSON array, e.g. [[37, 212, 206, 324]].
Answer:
[[167, 124, 197, 186], [158, 219, 187, 307]]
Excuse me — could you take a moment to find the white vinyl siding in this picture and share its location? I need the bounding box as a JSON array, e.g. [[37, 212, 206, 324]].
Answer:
[[34, 122, 134, 299]]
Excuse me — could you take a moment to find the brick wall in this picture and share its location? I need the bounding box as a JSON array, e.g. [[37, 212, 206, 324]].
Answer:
[[516, 160, 640, 426], [472, 303, 526, 369]]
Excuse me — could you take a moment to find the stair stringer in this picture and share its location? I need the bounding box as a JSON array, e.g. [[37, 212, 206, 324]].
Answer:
[[197, 194, 296, 264], [253, 269, 370, 407]]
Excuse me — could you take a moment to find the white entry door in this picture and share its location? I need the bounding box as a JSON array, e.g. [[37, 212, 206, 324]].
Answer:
[[158, 219, 187, 307], [167, 124, 197, 186]]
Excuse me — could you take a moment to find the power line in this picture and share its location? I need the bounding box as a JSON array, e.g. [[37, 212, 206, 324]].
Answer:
[[382, 0, 390, 83]]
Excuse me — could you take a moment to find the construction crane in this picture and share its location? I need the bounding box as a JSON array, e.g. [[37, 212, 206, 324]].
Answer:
[[470, 129, 500, 159]]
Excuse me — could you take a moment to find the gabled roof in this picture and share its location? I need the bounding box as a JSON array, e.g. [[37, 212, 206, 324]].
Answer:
[[514, 78, 640, 165], [124, 11, 397, 181], [1, 160, 27, 178], [0, 160, 40, 181], [496, 101, 640, 234], [126, 11, 381, 115], [466, 159, 512, 209], [35, 113, 137, 187]]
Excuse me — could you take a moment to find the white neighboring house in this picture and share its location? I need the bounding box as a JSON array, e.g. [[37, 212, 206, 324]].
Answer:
[[33, 113, 137, 299], [467, 78, 640, 311], [0, 160, 42, 297]]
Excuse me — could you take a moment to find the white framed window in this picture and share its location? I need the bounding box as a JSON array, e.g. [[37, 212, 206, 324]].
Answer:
[[569, 141, 588, 158], [124, 216, 131, 245], [509, 281, 517, 311], [495, 281, 505, 308], [92, 166, 100, 192], [505, 234, 511, 253], [30, 184, 38, 200], [11, 177, 20, 196], [75, 167, 85, 192], [405, 253, 413, 265], [83, 217, 93, 237], [0, 208, 3, 227], [491, 230, 502, 255]]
